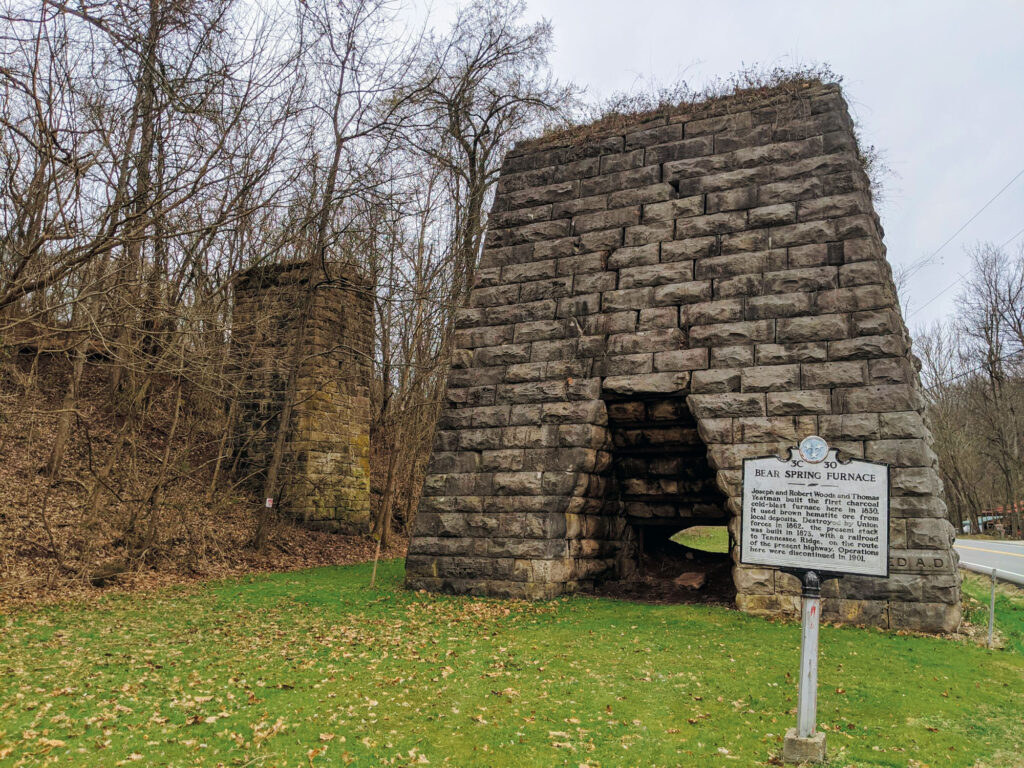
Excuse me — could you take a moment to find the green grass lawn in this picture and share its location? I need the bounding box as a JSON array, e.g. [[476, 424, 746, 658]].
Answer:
[[962, 572, 1024, 656], [2, 561, 1022, 767], [671, 525, 729, 553]]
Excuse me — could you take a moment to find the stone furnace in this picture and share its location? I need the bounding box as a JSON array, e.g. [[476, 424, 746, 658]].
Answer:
[[406, 82, 960, 632], [232, 261, 372, 532]]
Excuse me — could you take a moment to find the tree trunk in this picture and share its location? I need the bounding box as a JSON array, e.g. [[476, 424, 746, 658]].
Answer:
[[46, 256, 111, 478], [110, 0, 160, 392], [374, 436, 400, 549], [966, 505, 981, 536], [46, 345, 86, 479]]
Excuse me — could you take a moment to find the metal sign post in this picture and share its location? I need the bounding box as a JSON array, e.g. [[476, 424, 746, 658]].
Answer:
[[796, 571, 821, 740], [988, 567, 996, 649], [783, 571, 827, 763]]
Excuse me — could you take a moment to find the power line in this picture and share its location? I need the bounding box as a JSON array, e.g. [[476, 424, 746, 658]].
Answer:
[[1000, 224, 1024, 250], [909, 221, 1024, 319], [923, 350, 1024, 392], [902, 165, 1024, 283], [908, 272, 965, 318]]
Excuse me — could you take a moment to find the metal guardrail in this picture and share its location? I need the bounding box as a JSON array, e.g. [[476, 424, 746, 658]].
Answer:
[[958, 559, 1024, 587]]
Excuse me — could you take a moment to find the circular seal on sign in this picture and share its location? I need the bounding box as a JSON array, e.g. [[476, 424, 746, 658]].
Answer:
[[798, 435, 829, 463]]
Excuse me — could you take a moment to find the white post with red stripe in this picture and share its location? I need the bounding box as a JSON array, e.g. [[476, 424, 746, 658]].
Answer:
[[796, 570, 821, 739]]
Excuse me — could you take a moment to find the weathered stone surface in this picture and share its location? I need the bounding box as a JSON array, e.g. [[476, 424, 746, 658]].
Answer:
[[689, 319, 775, 346], [695, 250, 785, 280], [756, 342, 828, 365], [758, 176, 822, 205], [853, 309, 899, 337], [594, 353, 652, 376], [689, 392, 766, 418], [764, 266, 838, 294], [638, 307, 680, 330], [710, 345, 754, 368], [606, 246, 655, 274], [822, 598, 889, 627], [661, 237, 718, 261], [864, 438, 934, 467], [580, 165, 660, 196], [868, 357, 911, 384], [620, 261, 694, 288], [889, 601, 961, 633], [892, 467, 943, 497], [733, 566, 774, 594], [735, 592, 801, 617], [644, 196, 704, 222], [603, 372, 691, 396], [707, 187, 757, 213], [878, 411, 929, 439], [745, 293, 814, 319], [783, 729, 826, 765], [835, 384, 921, 414], [818, 413, 878, 440], [625, 123, 683, 150], [776, 313, 849, 342], [749, 203, 796, 227], [624, 221, 674, 246], [766, 389, 831, 415], [603, 287, 654, 311], [652, 281, 713, 306], [232, 262, 371, 533], [802, 361, 866, 388], [691, 368, 742, 393], [906, 519, 956, 549], [741, 365, 801, 392], [734, 416, 799, 443], [653, 347, 709, 372], [716, 273, 764, 298], [607, 328, 685, 355], [828, 334, 904, 360], [682, 298, 744, 325], [407, 83, 960, 633]]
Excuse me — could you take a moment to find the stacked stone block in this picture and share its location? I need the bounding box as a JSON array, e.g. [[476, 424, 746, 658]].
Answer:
[[606, 397, 726, 523], [406, 82, 960, 632], [604, 396, 730, 579], [232, 261, 372, 532]]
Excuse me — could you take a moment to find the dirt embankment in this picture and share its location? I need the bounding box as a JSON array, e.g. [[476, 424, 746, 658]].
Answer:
[[0, 354, 403, 610]]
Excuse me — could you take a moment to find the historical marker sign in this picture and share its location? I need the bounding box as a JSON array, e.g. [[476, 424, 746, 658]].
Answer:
[[741, 437, 891, 764], [741, 438, 890, 578]]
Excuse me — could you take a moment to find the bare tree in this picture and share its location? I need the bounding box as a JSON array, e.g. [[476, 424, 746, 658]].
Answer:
[[918, 242, 1024, 537], [0, 0, 573, 587], [366, 0, 574, 546], [412, 0, 573, 304]]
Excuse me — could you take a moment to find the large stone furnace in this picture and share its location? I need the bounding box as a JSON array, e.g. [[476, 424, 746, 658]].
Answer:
[[406, 82, 960, 632]]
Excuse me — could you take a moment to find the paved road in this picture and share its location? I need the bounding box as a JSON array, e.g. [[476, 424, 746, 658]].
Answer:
[[955, 538, 1024, 583]]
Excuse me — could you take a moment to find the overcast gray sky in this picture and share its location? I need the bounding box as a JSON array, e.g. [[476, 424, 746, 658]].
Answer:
[[430, 0, 1024, 332]]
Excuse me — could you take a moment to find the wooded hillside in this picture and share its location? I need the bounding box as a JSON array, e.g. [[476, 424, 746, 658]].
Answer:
[[0, 0, 570, 596]]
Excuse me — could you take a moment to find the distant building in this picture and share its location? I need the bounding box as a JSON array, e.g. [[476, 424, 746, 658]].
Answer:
[[962, 504, 1022, 535]]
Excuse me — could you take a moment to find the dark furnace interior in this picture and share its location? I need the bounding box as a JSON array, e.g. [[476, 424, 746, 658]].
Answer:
[[597, 396, 735, 604]]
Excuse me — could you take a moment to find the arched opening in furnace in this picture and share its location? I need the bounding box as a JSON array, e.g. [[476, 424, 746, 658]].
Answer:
[[598, 395, 735, 603]]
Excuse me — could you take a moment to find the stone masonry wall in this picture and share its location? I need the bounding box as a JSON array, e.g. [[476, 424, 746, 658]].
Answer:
[[232, 261, 372, 532], [405, 82, 961, 632]]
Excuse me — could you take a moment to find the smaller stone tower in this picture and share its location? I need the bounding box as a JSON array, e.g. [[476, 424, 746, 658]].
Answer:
[[232, 261, 372, 532]]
